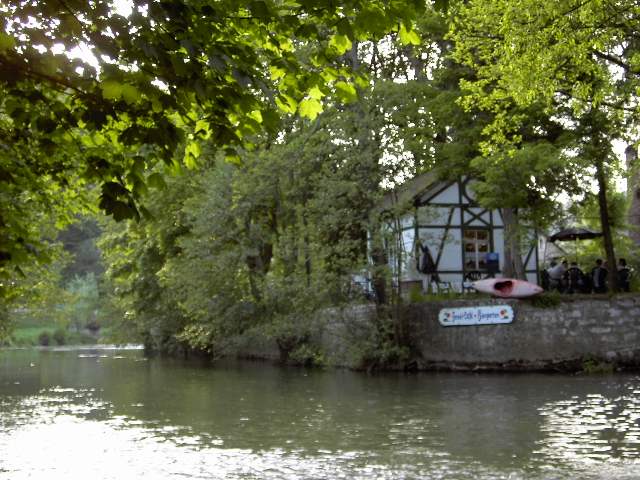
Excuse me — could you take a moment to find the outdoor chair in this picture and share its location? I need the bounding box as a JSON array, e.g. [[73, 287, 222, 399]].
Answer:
[[429, 273, 453, 294], [462, 270, 483, 293], [432, 279, 453, 294]]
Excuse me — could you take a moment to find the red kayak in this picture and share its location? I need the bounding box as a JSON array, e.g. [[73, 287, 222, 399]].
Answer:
[[472, 278, 543, 298]]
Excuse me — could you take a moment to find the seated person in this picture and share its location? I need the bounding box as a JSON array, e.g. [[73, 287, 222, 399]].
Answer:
[[548, 260, 568, 292], [591, 258, 608, 293], [618, 258, 631, 292], [566, 261, 585, 294], [540, 268, 550, 290]]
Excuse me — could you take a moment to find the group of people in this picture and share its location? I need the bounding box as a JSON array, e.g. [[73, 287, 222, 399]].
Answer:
[[543, 258, 631, 294]]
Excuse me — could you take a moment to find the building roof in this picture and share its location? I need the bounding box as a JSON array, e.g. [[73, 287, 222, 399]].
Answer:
[[379, 171, 442, 212]]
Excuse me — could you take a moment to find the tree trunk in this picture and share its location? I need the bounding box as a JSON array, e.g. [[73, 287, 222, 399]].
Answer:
[[501, 207, 526, 279], [580, 107, 618, 291], [245, 221, 274, 302], [369, 231, 388, 305], [595, 157, 618, 291], [346, 40, 389, 303], [302, 211, 312, 287], [626, 145, 640, 246]]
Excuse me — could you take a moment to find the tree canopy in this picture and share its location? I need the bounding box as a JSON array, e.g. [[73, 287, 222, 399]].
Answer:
[[450, 0, 640, 288], [0, 0, 426, 281], [451, 0, 640, 139]]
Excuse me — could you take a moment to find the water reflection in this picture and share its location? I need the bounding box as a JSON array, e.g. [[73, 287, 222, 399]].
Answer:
[[537, 388, 640, 462], [1, 348, 640, 479]]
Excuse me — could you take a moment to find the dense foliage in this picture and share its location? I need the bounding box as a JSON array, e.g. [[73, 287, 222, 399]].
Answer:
[[0, 0, 428, 340], [0, 0, 425, 286]]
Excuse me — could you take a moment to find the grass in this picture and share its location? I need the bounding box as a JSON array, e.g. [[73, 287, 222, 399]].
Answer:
[[5, 315, 102, 347], [10, 326, 53, 346], [5, 314, 56, 346], [582, 357, 615, 374]]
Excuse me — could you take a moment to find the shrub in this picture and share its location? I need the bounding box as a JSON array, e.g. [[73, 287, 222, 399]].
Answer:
[[85, 318, 100, 333], [357, 311, 411, 371], [528, 291, 562, 308], [582, 357, 614, 374], [288, 344, 326, 367], [38, 331, 51, 346], [52, 328, 67, 345], [408, 284, 426, 303]]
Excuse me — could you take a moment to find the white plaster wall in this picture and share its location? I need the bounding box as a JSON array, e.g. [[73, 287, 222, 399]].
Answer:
[[418, 206, 462, 226], [492, 228, 505, 270], [464, 207, 491, 226], [400, 215, 413, 228], [432, 229, 463, 271], [462, 179, 478, 202], [524, 246, 538, 271], [428, 183, 459, 204], [492, 209, 504, 226]]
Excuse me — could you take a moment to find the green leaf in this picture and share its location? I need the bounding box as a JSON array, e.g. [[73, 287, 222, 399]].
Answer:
[[247, 110, 263, 123], [132, 156, 146, 176], [131, 177, 148, 197], [335, 18, 355, 39], [110, 200, 137, 222], [355, 74, 370, 89], [275, 94, 298, 114], [102, 181, 129, 198], [328, 34, 352, 56], [224, 153, 242, 165], [334, 81, 358, 103], [184, 141, 201, 169], [355, 7, 389, 37], [151, 98, 163, 112], [39, 56, 61, 76], [139, 205, 154, 220], [261, 109, 280, 132], [295, 23, 318, 39], [433, 0, 448, 12], [0, 33, 16, 52], [195, 119, 210, 137], [321, 69, 338, 83], [194, 119, 208, 133], [101, 80, 123, 100], [299, 98, 322, 120], [307, 85, 325, 100], [121, 84, 141, 104], [147, 172, 167, 190], [249, 1, 270, 19], [269, 65, 287, 81], [399, 23, 421, 46], [14, 265, 26, 278]]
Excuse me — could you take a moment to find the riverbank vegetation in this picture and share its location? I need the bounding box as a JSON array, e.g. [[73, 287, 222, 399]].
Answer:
[[2, 1, 640, 366]]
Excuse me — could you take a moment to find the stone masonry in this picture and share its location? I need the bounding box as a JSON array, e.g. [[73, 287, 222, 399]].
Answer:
[[319, 296, 640, 371], [233, 296, 640, 371]]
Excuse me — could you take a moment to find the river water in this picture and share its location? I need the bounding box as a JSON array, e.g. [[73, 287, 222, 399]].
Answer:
[[1, 347, 640, 479]]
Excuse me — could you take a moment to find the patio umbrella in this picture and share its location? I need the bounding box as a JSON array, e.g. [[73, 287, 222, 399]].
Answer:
[[549, 227, 603, 242], [548, 227, 603, 263]]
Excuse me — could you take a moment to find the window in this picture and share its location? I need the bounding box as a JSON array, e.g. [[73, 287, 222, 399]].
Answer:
[[464, 229, 490, 271]]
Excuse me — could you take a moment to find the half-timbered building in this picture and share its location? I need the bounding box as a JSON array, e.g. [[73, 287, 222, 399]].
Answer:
[[382, 172, 539, 293]]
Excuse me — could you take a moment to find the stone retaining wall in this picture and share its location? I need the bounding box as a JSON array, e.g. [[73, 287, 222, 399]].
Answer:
[[319, 295, 640, 371], [231, 296, 640, 371]]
